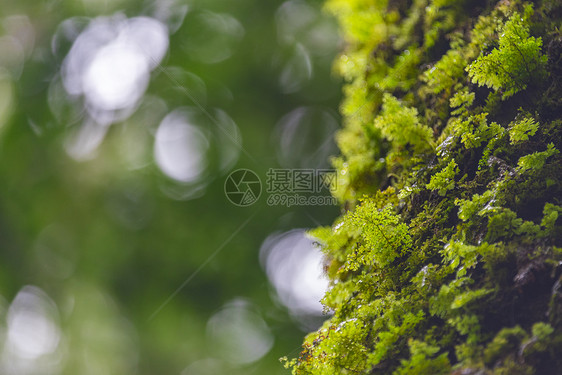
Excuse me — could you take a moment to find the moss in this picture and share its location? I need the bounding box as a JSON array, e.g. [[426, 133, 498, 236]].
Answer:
[[426, 159, 459, 196], [394, 339, 451, 374], [374, 93, 434, 154], [483, 325, 528, 366], [466, 6, 548, 99], [508, 114, 539, 145], [517, 143, 559, 172], [285, 0, 562, 374]]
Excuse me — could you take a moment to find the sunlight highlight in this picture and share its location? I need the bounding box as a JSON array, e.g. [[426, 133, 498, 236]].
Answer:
[[260, 229, 329, 317]]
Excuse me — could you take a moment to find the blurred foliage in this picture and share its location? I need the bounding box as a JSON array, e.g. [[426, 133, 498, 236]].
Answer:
[[0, 0, 343, 374]]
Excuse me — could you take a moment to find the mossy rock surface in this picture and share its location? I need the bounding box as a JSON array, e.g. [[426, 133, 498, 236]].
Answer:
[[284, 0, 562, 374]]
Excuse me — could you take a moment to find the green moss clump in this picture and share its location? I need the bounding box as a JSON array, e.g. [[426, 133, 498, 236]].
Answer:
[[285, 0, 562, 374], [426, 159, 459, 196], [466, 6, 548, 99]]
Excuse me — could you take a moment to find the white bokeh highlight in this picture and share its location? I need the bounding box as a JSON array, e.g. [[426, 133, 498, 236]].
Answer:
[[274, 107, 339, 169], [1, 286, 62, 375], [206, 299, 273, 365], [6, 287, 60, 359], [260, 229, 329, 316], [154, 109, 209, 183], [82, 43, 149, 111], [59, 14, 170, 160], [62, 15, 168, 118]]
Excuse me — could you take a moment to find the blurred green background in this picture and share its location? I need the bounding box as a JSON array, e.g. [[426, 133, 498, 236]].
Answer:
[[0, 0, 343, 373]]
